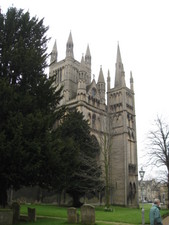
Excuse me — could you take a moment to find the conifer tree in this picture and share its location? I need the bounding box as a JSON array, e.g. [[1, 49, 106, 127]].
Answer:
[[0, 7, 63, 207], [56, 109, 103, 207]]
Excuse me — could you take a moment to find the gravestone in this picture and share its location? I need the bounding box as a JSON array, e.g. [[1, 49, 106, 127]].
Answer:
[[67, 207, 77, 223], [11, 202, 20, 224], [0, 210, 13, 225], [81, 204, 95, 225], [28, 207, 36, 222]]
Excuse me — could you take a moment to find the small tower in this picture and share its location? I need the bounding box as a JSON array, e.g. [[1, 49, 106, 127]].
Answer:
[[77, 58, 87, 99], [79, 54, 87, 82], [115, 44, 126, 88], [49, 40, 58, 77], [66, 31, 74, 58], [85, 45, 92, 85], [107, 70, 111, 107], [130, 71, 134, 91], [50, 40, 58, 64], [97, 66, 105, 104], [85, 45, 91, 66], [107, 70, 110, 91], [107, 43, 138, 207]]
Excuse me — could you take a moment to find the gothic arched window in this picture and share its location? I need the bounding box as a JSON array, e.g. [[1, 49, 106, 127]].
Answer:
[[92, 88, 96, 97]]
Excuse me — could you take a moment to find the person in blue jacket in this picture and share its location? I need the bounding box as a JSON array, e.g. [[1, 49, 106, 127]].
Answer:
[[149, 199, 163, 225]]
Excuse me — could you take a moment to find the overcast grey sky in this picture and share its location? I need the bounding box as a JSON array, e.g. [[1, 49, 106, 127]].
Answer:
[[2, 0, 169, 179]]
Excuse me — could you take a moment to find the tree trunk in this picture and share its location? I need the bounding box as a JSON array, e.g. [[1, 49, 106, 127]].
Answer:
[[105, 185, 110, 208], [105, 162, 110, 208], [72, 193, 82, 207], [167, 173, 169, 209], [57, 192, 61, 206]]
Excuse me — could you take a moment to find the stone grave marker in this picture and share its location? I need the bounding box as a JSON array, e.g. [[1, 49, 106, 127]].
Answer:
[[67, 207, 77, 223], [28, 207, 36, 222], [81, 204, 95, 225], [11, 202, 20, 224]]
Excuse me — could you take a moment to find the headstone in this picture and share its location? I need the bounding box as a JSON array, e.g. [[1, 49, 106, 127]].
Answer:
[[0, 210, 13, 225], [28, 207, 36, 222], [67, 207, 77, 223], [11, 202, 20, 224], [81, 204, 95, 225]]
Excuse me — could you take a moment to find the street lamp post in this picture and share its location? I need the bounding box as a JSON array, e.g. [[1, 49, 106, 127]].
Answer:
[[139, 167, 145, 225]]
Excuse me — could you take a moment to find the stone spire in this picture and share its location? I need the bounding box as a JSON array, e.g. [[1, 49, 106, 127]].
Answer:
[[97, 66, 105, 104], [81, 54, 85, 67], [107, 70, 110, 91], [98, 65, 105, 83], [79, 54, 87, 82], [66, 31, 74, 58], [50, 40, 58, 64], [130, 71, 134, 91], [114, 44, 126, 88], [85, 44, 91, 66]]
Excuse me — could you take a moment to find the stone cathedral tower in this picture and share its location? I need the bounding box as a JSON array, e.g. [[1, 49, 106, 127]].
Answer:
[[49, 32, 138, 207], [107, 45, 138, 206]]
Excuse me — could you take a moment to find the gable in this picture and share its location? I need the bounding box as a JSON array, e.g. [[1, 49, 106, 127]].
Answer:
[[87, 79, 100, 99]]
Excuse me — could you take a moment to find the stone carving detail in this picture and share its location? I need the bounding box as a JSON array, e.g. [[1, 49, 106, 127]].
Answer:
[[110, 103, 122, 112], [126, 103, 133, 110], [128, 128, 135, 140]]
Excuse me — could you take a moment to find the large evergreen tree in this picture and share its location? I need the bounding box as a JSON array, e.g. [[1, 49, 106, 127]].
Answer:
[[0, 7, 63, 207], [57, 109, 103, 207]]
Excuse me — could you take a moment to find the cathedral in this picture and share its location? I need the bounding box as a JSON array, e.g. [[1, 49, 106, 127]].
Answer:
[[49, 32, 138, 207]]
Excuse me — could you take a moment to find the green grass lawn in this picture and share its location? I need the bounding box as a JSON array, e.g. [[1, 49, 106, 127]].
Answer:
[[19, 218, 68, 225], [17, 203, 168, 225]]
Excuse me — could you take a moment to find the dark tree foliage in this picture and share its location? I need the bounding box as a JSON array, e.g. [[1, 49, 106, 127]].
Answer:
[[0, 7, 64, 207], [56, 109, 103, 207]]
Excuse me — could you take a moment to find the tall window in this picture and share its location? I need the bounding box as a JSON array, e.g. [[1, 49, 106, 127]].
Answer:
[[92, 88, 96, 97]]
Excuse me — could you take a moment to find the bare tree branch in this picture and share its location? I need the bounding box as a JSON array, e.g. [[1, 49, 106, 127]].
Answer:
[[145, 116, 169, 208]]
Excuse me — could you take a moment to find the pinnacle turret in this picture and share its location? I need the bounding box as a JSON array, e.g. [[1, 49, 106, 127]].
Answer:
[[50, 40, 58, 64], [97, 66, 105, 104], [81, 54, 85, 66], [130, 71, 134, 91], [79, 54, 87, 82], [85, 45, 91, 65], [116, 44, 122, 64], [66, 31, 74, 58], [107, 70, 110, 91], [98, 65, 105, 83], [114, 44, 126, 88]]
